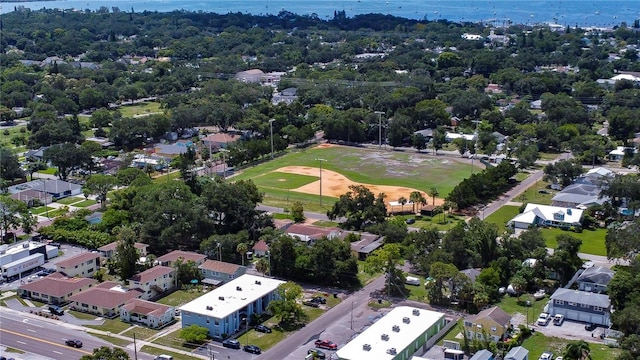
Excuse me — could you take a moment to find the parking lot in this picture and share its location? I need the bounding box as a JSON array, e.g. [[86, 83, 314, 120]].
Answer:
[[533, 317, 608, 343]]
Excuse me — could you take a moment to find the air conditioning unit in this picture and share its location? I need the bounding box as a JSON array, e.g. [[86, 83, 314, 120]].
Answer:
[[236, 286, 242, 291], [387, 348, 397, 355], [206, 306, 213, 310], [392, 325, 400, 332], [403, 317, 410, 324], [218, 296, 225, 301], [412, 309, 420, 316], [255, 280, 261, 285], [381, 334, 389, 341], [363, 344, 371, 351]]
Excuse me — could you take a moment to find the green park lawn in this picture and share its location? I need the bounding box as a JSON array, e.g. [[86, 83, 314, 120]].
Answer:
[[56, 196, 84, 205], [483, 205, 520, 233], [541, 227, 607, 256], [233, 146, 475, 210], [29, 206, 56, 215], [117, 101, 162, 118], [73, 199, 98, 207]]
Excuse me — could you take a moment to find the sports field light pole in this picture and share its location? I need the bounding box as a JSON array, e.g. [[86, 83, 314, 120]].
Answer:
[[374, 111, 385, 149], [471, 120, 481, 175], [269, 118, 275, 159], [316, 158, 327, 207]]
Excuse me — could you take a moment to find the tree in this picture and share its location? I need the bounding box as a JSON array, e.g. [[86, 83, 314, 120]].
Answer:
[[397, 196, 407, 213], [291, 201, 305, 223], [409, 191, 426, 213], [43, 143, 92, 181], [113, 226, 139, 281], [174, 258, 203, 287], [237, 242, 248, 266], [84, 175, 117, 210], [327, 185, 387, 230], [543, 159, 584, 187], [116, 167, 148, 187], [432, 127, 446, 155], [563, 340, 592, 360], [80, 346, 130, 360], [364, 244, 405, 297], [267, 282, 307, 324], [255, 257, 269, 276], [412, 133, 428, 152], [180, 324, 209, 344], [0, 146, 24, 181], [427, 261, 459, 305], [427, 187, 439, 206], [0, 196, 36, 240]]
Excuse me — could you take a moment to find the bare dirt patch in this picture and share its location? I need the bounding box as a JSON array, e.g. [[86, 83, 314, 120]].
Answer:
[[275, 166, 444, 206]]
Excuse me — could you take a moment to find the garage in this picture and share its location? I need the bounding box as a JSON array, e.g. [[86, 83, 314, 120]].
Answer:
[[548, 289, 611, 327]]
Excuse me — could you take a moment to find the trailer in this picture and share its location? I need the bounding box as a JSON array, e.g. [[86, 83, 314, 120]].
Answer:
[[1, 253, 45, 278]]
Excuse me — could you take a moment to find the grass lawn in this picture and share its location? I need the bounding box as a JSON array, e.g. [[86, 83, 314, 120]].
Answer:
[[3, 347, 25, 354], [483, 205, 520, 233], [521, 332, 620, 360], [69, 310, 102, 320], [90, 333, 132, 347], [117, 101, 162, 118], [56, 197, 84, 205], [498, 294, 549, 324], [518, 180, 557, 205], [357, 261, 381, 286], [141, 346, 194, 360], [541, 227, 607, 256], [437, 319, 463, 345], [73, 199, 98, 207], [539, 152, 564, 161], [232, 146, 473, 209], [48, 208, 69, 217], [86, 318, 133, 334], [39, 168, 58, 175], [122, 326, 160, 341], [395, 213, 466, 231], [151, 329, 198, 352], [259, 189, 336, 214], [309, 220, 340, 227], [405, 274, 428, 303], [157, 289, 208, 307], [29, 206, 56, 215]]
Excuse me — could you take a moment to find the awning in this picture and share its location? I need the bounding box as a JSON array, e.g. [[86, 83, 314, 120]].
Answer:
[[202, 278, 223, 286]]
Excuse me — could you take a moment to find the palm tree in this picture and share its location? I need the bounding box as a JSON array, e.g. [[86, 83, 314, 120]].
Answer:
[[563, 340, 592, 360], [236, 243, 248, 266], [427, 187, 439, 206], [398, 196, 407, 213], [255, 257, 269, 276], [409, 191, 426, 214]]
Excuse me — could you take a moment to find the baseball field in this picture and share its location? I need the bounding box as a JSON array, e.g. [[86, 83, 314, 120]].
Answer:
[[232, 144, 478, 212]]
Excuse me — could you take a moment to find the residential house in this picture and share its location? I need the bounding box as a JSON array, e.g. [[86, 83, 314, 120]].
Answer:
[[551, 183, 607, 209], [18, 273, 96, 305], [235, 69, 265, 83], [445, 132, 477, 143], [68, 281, 143, 318], [7, 179, 81, 200], [56, 252, 100, 278], [463, 306, 511, 343], [507, 203, 584, 230], [504, 346, 529, 360], [548, 288, 611, 326], [460, 268, 481, 284], [156, 250, 207, 268], [153, 143, 191, 158], [577, 266, 615, 293], [349, 233, 383, 260], [470, 349, 495, 360], [252, 240, 269, 257], [202, 133, 241, 152], [285, 223, 340, 245], [10, 189, 52, 207], [198, 260, 246, 286], [121, 298, 174, 328], [128, 266, 176, 300], [609, 146, 636, 161], [98, 241, 149, 259]]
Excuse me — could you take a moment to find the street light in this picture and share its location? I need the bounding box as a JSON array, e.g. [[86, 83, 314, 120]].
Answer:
[[269, 119, 275, 159], [220, 148, 229, 178], [316, 158, 327, 207], [374, 111, 385, 149]]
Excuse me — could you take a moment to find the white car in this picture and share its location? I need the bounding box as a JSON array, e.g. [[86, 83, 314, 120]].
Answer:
[[539, 352, 553, 360], [537, 313, 551, 326]]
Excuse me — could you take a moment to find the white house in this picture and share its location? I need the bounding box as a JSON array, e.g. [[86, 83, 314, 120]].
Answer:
[[508, 203, 584, 230], [445, 132, 477, 142]]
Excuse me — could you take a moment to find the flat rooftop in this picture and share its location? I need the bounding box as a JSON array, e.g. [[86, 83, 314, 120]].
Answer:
[[336, 306, 445, 360], [179, 274, 284, 319]]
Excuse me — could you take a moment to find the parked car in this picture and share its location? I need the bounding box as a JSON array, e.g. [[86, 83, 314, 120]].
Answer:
[[243, 345, 262, 354], [255, 324, 272, 333], [303, 300, 320, 307], [405, 218, 416, 224], [308, 348, 326, 359], [314, 339, 338, 350], [585, 323, 597, 331], [553, 314, 564, 326], [537, 313, 551, 326], [539, 352, 553, 360], [65, 339, 83, 348], [222, 339, 240, 349], [311, 296, 327, 304], [533, 289, 546, 300]]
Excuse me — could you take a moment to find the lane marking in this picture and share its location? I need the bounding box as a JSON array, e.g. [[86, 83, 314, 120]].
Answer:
[[53, 351, 63, 355], [0, 328, 91, 355], [27, 329, 37, 333]]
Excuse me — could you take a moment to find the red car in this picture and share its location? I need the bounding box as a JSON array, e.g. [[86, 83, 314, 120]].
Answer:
[[314, 339, 337, 350]]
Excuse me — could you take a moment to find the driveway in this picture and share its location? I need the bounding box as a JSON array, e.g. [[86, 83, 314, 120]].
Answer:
[[533, 319, 608, 344]]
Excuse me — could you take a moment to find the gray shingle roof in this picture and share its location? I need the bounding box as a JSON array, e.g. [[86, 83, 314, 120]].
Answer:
[[550, 288, 611, 308], [505, 346, 529, 360], [577, 266, 614, 285], [470, 349, 494, 360]]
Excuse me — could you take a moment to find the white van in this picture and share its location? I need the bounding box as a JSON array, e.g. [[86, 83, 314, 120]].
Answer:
[[405, 276, 420, 286]]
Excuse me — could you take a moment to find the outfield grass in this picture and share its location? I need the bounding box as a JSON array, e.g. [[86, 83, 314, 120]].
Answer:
[[521, 332, 620, 360], [483, 205, 520, 233], [117, 101, 162, 118], [541, 227, 607, 256], [233, 146, 474, 202], [251, 172, 318, 190]]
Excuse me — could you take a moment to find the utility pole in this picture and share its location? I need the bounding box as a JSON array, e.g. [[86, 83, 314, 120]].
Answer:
[[374, 111, 385, 148], [350, 301, 354, 330], [133, 332, 138, 360], [269, 119, 276, 159], [316, 158, 327, 207]]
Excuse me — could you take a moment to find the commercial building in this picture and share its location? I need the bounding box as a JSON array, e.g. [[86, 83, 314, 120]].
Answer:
[[179, 274, 285, 338], [336, 306, 447, 360]]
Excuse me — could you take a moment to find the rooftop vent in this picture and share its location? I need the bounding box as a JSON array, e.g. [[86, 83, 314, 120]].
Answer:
[[255, 280, 261, 285], [218, 296, 225, 301], [363, 344, 371, 351], [392, 325, 400, 332], [206, 306, 213, 310], [236, 286, 242, 291], [381, 334, 389, 341], [403, 317, 410, 324], [387, 348, 397, 355], [412, 309, 420, 316]]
